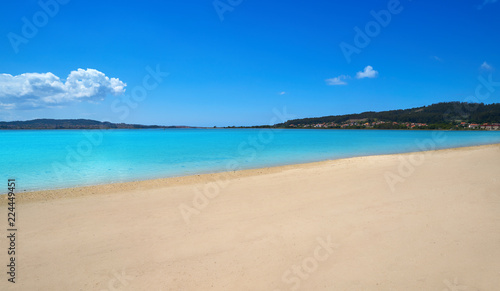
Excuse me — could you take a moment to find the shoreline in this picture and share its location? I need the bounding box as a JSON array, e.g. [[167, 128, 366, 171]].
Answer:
[[2, 127, 498, 130], [4, 142, 499, 204], [2, 142, 499, 290]]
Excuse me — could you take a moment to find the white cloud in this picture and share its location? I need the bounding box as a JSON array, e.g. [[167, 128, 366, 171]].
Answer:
[[326, 75, 349, 86], [279, 91, 286, 95], [0, 69, 126, 109], [480, 61, 493, 71], [355, 66, 378, 79]]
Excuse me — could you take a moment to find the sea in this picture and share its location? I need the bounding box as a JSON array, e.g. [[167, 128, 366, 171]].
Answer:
[[1, 128, 500, 191]]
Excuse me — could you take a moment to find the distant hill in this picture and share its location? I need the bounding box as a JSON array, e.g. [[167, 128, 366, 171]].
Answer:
[[273, 102, 500, 130], [0, 119, 194, 130]]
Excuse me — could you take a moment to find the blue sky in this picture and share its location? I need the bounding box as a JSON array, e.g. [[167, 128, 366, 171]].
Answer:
[[0, 0, 499, 126]]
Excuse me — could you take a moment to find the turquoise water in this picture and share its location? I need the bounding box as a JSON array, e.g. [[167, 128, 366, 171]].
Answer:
[[1, 129, 500, 191]]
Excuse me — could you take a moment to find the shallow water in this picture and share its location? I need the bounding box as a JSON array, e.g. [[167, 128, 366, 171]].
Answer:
[[1, 128, 500, 191]]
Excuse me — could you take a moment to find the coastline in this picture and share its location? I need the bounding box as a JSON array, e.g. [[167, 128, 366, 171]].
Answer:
[[3, 143, 500, 204], [1, 143, 500, 290], [4, 129, 500, 193]]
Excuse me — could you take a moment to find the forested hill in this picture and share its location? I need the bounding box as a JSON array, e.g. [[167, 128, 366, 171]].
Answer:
[[275, 102, 500, 129], [0, 119, 192, 129]]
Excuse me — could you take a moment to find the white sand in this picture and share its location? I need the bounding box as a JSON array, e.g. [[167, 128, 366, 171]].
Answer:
[[1, 144, 500, 290]]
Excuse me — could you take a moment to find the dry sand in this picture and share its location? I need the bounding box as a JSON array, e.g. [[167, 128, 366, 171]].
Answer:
[[1, 144, 500, 290]]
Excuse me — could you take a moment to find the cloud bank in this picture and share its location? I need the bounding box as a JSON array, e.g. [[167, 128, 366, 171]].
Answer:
[[0, 69, 126, 109]]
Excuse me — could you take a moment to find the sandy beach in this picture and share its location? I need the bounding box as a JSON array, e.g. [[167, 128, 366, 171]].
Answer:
[[1, 144, 500, 290]]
